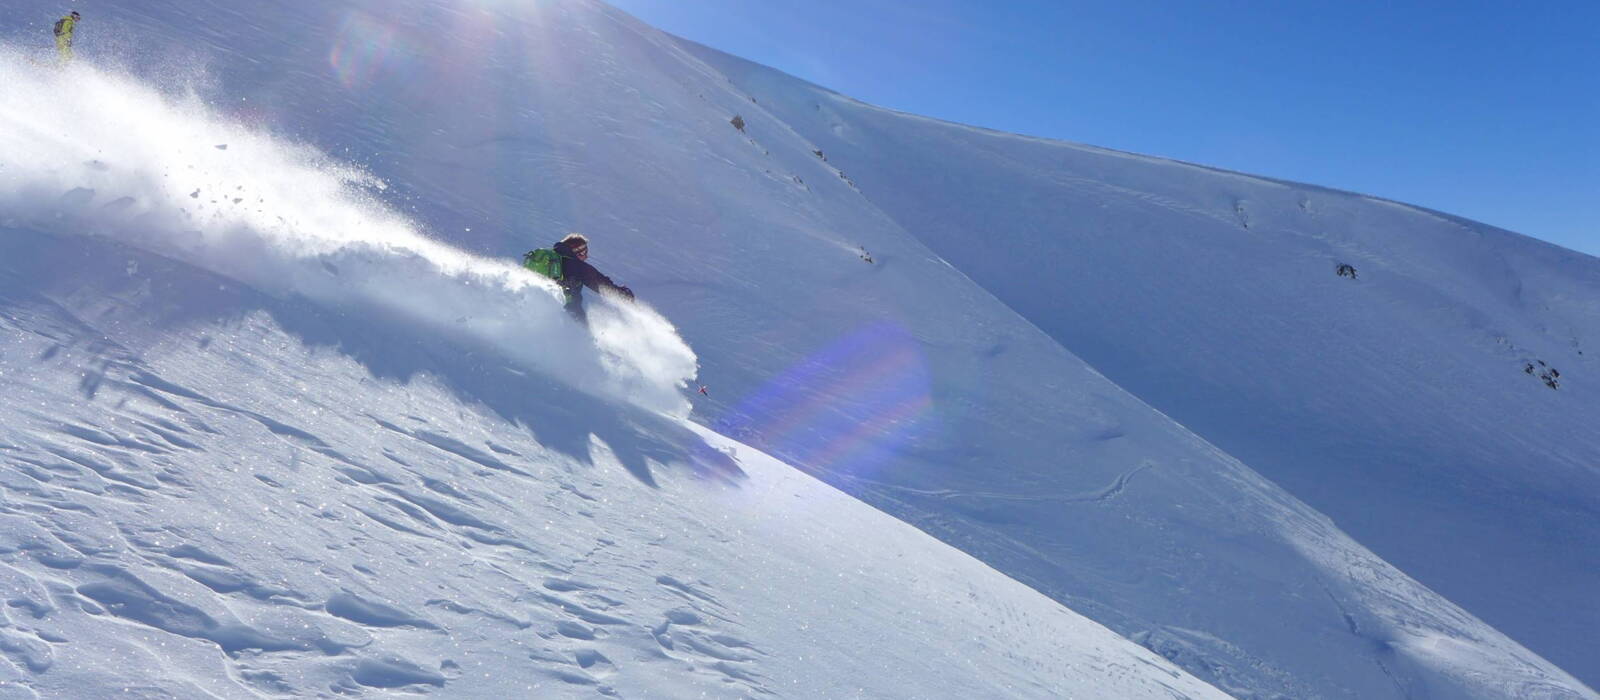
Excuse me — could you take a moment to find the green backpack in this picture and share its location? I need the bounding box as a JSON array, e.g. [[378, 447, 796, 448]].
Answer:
[[522, 248, 563, 281]]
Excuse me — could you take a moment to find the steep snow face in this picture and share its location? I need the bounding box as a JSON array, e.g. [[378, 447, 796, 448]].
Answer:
[[0, 36, 1225, 700], [681, 39, 1600, 688], [0, 231, 1223, 698], [0, 0, 1593, 698]]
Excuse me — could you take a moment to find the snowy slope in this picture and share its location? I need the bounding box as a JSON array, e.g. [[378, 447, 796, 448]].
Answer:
[[680, 38, 1600, 689], [0, 34, 1229, 700], [0, 0, 1594, 698], [0, 228, 1219, 698]]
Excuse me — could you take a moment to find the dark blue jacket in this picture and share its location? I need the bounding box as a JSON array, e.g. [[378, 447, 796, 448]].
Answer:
[[553, 240, 632, 319]]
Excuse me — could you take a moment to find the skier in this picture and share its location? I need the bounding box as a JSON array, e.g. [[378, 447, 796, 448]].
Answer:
[[52, 11, 80, 62], [523, 233, 633, 324]]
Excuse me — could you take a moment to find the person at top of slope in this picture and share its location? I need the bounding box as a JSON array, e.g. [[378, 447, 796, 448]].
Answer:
[[52, 11, 80, 62], [523, 233, 633, 324]]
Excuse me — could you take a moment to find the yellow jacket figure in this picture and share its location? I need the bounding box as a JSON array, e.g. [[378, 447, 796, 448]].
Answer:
[[53, 11, 80, 62]]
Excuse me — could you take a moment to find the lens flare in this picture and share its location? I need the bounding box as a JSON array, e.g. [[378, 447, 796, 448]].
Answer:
[[717, 322, 934, 484], [329, 11, 418, 90]]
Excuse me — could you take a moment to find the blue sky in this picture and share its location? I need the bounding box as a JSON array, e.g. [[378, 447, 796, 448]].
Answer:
[[608, 0, 1598, 256]]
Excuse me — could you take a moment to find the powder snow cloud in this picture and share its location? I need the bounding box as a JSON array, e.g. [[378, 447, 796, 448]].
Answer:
[[0, 49, 697, 417]]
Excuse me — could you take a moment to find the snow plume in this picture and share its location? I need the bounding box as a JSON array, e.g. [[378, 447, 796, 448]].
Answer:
[[0, 50, 696, 417]]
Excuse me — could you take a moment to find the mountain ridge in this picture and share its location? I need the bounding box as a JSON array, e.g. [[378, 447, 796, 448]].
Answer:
[[673, 29, 1600, 689]]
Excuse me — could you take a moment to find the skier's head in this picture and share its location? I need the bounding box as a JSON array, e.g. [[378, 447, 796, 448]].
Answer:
[[69, 11, 80, 19], [558, 233, 590, 261]]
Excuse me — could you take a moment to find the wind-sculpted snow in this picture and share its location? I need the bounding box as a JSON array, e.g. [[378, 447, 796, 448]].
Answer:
[[0, 219, 1220, 698], [0, 50, 696, 417]]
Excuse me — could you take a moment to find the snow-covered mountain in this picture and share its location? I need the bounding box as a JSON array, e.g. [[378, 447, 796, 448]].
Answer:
[[0, 0, 1593, 697], [677, 37, 1600, 691]]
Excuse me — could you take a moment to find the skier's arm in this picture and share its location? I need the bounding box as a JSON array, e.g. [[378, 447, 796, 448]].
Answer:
[[575, 262, 633, 300]]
